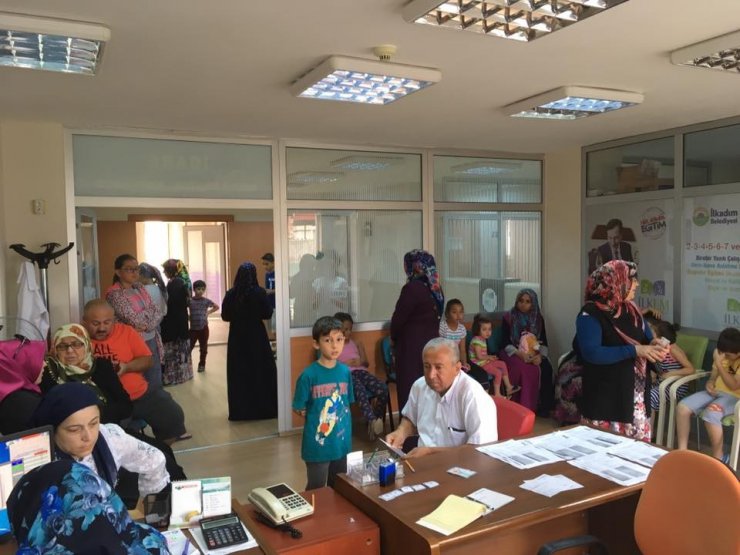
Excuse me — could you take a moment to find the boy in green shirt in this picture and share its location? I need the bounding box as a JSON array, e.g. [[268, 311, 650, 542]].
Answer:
[[292, 316, 354, 490]]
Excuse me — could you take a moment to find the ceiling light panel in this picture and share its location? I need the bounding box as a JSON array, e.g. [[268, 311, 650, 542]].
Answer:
[[504, 86, 643, 120], [291, 55, 441, 105], [670, 30, 740, 74], [0, 12, 109, 74], [402, 0, 628, 42]]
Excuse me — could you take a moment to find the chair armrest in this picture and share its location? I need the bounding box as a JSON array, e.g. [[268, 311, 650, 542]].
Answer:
[[729, 400, 740, 471], [655, 375, 683, 446], [537, 535, 608, 555], [665, 371, 710, 448]]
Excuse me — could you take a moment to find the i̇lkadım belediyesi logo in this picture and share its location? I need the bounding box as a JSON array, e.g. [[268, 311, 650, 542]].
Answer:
[[693, 207, 709, 226], [726, 298, 740, 326]]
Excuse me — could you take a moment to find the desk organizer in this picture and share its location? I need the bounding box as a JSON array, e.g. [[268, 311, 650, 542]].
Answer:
[[347, 450, 404, 486]]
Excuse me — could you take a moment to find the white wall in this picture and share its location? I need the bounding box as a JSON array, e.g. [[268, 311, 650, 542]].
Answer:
[[542, 148, 582, 360], [0, 121, 72, 328]]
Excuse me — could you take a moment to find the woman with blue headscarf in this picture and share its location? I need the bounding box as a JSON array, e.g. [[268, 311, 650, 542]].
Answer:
[[7, 459, 168, 554], [390, 249, 445, 412], [222, 262, 278, 420]]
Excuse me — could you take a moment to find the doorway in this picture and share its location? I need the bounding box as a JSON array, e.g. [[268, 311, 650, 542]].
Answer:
[[82, 208, 278, 449]]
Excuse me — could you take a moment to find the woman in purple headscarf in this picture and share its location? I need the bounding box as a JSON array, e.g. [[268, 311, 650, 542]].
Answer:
[[498, 288, 554, 415], [390, 249, 445, 411], [221, 262, 277, 420]]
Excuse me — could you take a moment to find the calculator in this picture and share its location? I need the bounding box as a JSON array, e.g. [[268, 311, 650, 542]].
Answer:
[[199, 512, 249, 549]]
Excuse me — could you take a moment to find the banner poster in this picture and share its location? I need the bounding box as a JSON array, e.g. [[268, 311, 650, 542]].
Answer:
[[585, 200, 674, 321], [682, 194, 740, 332]]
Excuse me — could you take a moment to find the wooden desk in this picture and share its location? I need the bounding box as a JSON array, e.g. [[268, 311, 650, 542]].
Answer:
[[334, 443, 642, 555], [236, 486, 379, 554]]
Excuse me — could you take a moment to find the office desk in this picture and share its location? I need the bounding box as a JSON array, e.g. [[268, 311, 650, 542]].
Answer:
[[334, 443, 642, 555], [235, 487, 379, 555]]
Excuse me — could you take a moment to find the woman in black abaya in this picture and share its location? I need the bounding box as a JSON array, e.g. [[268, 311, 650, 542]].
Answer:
[[222, 262, 278, 420]]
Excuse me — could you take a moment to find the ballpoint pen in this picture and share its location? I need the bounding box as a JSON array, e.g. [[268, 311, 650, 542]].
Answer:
[[366, 447, 379, 468]]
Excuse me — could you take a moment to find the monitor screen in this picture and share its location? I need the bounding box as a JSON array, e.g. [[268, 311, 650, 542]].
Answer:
[[0, 426, 54, 535]]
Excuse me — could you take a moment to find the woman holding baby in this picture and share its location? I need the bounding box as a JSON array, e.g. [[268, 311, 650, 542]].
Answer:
[[498, 288, 554, 416]]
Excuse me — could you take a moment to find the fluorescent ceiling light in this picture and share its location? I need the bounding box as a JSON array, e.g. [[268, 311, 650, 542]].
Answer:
[[291, 55, 441, 105], [0, 12, 109, 75], [330, 155, 403, 171], [288, 171, 344, 185], [670, 30, 740, 74], [504, 86, 643, 120], [402, 0, 628, 42], [452, 160, 521, 175]]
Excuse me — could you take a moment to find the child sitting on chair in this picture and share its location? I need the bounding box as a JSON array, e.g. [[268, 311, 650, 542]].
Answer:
[[644, 314, 693, 431], [469, 314, 519, 398], [676, 327, 740, 463], [334, 312, 389, 440], [439, 299, 469, 370]]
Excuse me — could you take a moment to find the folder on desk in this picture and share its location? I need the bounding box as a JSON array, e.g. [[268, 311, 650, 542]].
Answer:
[[416, 495, 488, 536]]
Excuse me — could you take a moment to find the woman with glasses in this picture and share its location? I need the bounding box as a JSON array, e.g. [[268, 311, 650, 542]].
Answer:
[[40, 324, 133, 425], [106, 254, 165, 389]]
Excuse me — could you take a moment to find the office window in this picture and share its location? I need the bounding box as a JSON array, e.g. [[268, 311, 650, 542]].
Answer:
[[287, 209, 422, 327], [684, 124, 740, 187], [286, 147, 421, 201], [433, 156, 541, 203], [73, 135, 272, 199], [587, 137, 674, 196], [434, 211, 541, 314]]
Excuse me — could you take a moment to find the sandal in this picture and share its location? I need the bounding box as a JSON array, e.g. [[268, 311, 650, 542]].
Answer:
[[176, 432, 193, 441], [507, 386, 521, 396]]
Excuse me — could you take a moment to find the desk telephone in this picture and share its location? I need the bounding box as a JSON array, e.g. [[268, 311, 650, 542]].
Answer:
[[247, 483, 314, 524]]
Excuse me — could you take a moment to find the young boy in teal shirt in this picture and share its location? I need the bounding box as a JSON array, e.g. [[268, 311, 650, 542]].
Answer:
[[292, 316, 354, 490]]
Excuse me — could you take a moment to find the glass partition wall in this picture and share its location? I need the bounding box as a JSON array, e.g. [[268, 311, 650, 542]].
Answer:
[[73, 134, 545, 433]]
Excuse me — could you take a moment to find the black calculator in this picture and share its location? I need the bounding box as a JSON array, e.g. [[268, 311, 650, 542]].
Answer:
[[199, 512, 249, 549]]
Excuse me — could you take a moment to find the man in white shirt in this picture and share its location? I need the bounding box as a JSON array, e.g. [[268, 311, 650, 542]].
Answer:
[[385, 337, 498, 458]]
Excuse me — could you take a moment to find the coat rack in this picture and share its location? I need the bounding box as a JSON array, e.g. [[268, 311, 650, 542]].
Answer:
[[9, 242, 74, 312]]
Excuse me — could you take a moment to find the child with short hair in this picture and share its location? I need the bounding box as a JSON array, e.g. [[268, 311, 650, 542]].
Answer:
[[189, 280, 219, 373], [469, 314, 519, 398], [439, 299, 469, 369], [644, 315, 693, 423], [334, 312, 389, 439], [292, 316, 354, 490], [676, 327, 740, 462]]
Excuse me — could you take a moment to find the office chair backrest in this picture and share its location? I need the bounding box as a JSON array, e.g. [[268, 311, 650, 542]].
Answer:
[[380, 335, 396, 381], [492, 396, 535, 440], [675, 332, 709, 371], [634, 450, 740, 555]]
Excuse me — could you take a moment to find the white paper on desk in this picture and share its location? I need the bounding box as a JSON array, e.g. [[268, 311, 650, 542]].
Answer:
[[190, 523, 258, 554], [567, 452, 649, 486], [608, 441, 668, 468], [477, 439, 562, 469], [560, 426, 635, 451], [162, 529, 201, 555], [529, 432, 604, 460], [520, 474, 583, 498], [466, 488, 514, 511], [171, 480, 203, 526]]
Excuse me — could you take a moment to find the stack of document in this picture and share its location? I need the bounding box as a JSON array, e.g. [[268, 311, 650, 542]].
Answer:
[[416, 495, 488, 536], [476, 439, 563, 469], [519, 474, 583, 497], [567, 452, 651, 486]]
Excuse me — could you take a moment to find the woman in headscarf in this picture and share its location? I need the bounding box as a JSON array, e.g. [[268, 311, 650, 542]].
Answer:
[[106, 254, 165, 389], [161, 259, 193, 385], [138, 262, 168, 321], [32, 382, 170, 500], [390, 249, 445, 411], [576, 260, 668, 440], [40, 324, 133, 425], [222, 262, 278, 420], [498, 288, 555, 415], [7, 459, 168, 554]]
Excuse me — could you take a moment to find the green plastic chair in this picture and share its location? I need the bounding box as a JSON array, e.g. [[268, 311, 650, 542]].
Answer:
[[658, 333, 709, 447]]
